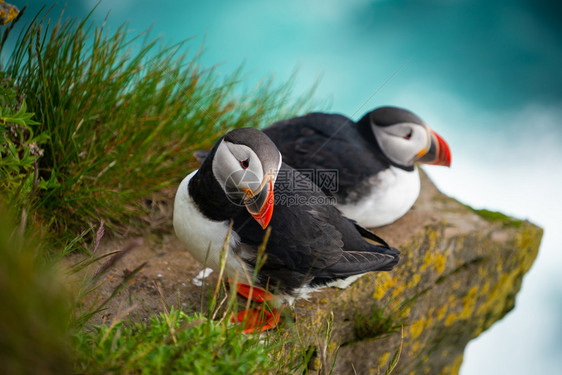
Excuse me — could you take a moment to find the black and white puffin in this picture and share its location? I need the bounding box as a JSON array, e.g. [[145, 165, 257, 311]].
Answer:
[[263, 106, 452, 228], [174, 128, 400, 332]]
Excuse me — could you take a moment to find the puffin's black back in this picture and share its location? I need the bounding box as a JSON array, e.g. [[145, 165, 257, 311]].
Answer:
[[231, 162, 400, 295], [264, 113, 391, 204]]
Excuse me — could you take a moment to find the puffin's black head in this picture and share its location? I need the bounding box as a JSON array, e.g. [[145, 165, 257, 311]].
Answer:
[[211, 128, 282, 229], [359, 106, 451, 170]]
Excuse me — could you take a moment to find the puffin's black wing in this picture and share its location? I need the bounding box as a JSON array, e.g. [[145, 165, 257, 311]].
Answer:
[[264, 113, 390, 202], [232, 164, 399, 293], [352, 222, 390, 249], [317, 249, 399, 276]]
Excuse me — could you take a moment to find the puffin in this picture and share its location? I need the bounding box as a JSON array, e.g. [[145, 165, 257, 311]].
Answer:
[[262, 106, 452, 228], [174, 128, 400, 332]]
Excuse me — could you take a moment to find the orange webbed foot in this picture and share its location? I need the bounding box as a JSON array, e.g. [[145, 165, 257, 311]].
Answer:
[[229, 279, 273, 303], [231, 306, 280, 334], [228, 280, 279, 333]]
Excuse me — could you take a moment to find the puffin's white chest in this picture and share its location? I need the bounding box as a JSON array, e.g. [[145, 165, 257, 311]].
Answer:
[[173, 171, 248, 280], [337, 166, 420, 228]]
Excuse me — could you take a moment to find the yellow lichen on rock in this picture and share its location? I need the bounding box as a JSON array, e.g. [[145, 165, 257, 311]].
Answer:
[[377, 352, 390, 370], [372, 273, 398, 300], [419, 228, 447, 275], [409, 320, 424, 340], [436, 304, 448, 321], [409, 273, 421, 288], [439, 354, 464, 375], [391, 279, 407, 299]]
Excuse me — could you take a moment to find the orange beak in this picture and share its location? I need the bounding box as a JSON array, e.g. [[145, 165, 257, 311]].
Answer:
[[245, 178, 274, 229], [417, 129, 452, 167]]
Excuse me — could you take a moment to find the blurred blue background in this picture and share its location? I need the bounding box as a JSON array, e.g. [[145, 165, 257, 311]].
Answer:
[[8, 1, 562, 373]]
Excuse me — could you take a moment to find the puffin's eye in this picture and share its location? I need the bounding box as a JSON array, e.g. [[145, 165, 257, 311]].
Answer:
[[403, 130, 413, 140], [240, 158, 250, 169]]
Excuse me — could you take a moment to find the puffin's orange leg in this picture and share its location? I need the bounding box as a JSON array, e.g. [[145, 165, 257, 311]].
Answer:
[[231, 306, 280, 334]]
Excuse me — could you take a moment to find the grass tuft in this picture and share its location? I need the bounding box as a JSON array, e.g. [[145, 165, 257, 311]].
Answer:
[[0, 7, 314, 242], [354, 296, 413, 341], [469, 208, 523, 228], [0, 200, 73, 375], [73, 308, 278, 375], [0, 72, 47, 215]]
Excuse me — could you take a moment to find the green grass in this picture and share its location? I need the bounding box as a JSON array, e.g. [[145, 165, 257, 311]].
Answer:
[[72, 302, 328, 375], [354, 298, 408, 341], [0, 73, 47, 212], [469, 207, 523, 228], [0, 6, 315, 243], [73, 308, 277, 375], [0, 202, 73, 375]]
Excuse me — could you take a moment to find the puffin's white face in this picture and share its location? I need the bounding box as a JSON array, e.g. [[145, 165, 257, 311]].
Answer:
[[211, 133, 282, 229], [371, 122, 431, 167], [212, 140, 265, 200]]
